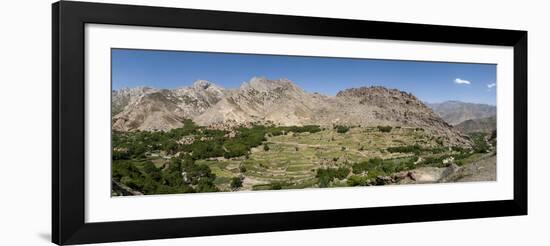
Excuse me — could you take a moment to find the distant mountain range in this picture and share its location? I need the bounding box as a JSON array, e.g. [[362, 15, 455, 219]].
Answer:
[[454, 116, 496, 134], [112, 77, 473, 146], [427, 101, 496, 125]]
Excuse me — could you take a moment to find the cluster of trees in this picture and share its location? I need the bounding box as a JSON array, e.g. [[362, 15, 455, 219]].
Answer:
[[182, 140, 226, 160], [174, 156, 218, 192], [347, 157, 420, 187], [112, 119, 202, 160], [469, 132, 490, 153], [263, 125, 322, 136], [347, 175, 371, 186], [418, 155, 451, 168], [230, 177, 243, 190], [451, 146, 467, 152], [333, 125, 350, 134], [387, 144, 422, 155], [201, 125, 319, 159], [251, 182, 288, 190], [112, 154, 219, 195], [377, 125, 393, 133], [352, 158, 382, 174], [352, 157, 417, 177], [279, 125, 322, 134], [316, 167, 350, 187], [114, 120, 323, 162], [386, 144, 448, 155], [429, 147, 448, 154], [418, 150, 474, 168], [112, 160, 165, 194]]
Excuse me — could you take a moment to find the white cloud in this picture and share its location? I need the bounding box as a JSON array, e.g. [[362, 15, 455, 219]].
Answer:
[[487, 83, 496, 88], [454, 78, 471, 85]]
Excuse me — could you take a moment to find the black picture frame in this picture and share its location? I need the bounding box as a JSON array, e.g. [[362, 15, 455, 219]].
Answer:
[[52, 1, 527, 245]]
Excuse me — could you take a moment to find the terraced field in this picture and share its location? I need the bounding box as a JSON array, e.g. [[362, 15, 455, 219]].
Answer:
[[195, 126, 478, 191], [113, 122, 495, 196]]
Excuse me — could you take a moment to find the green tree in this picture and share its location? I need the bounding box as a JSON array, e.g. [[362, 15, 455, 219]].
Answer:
[[271, 183, 282, 190], [316, 167, 350, 187], [334, 125, 350, 133], [230, 177, 243, 190], [377, 125, 393, 133]]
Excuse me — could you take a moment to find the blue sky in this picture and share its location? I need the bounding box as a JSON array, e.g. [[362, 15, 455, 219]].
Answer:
[[112, 49, 496, 105]]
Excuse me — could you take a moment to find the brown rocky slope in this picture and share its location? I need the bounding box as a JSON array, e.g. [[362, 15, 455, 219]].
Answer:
[[112, 77, 471, 146]]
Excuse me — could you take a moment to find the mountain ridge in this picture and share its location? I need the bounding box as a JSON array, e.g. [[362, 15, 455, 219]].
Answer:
[[454, 116, 496, 134], [112, 77, 471, 146], [427, 100, 496, 125]]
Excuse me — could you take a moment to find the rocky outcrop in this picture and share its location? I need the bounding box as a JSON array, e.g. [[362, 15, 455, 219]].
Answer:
[[112, 179, 144, 196]]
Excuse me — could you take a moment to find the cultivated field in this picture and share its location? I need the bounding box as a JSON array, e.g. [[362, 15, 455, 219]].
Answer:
[[112, 122, 495, 195], [195, 126, 491, 191]]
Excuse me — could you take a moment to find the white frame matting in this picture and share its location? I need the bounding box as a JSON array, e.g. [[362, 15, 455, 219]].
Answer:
[[85, 24, 514, 223]]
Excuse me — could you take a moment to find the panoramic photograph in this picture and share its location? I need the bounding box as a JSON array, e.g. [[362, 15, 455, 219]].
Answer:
[[111, 49, 497, 196]]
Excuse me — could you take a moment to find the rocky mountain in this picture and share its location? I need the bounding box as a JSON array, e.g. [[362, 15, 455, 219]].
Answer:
[[112, 87, 158, 116], [454, 116, 496, 134], [194, 77, 317, 126], [333, 87, 469, 145], [427, 101, 496, 125], [112, 81, 224, 131], [112, 77, 471, 146]]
